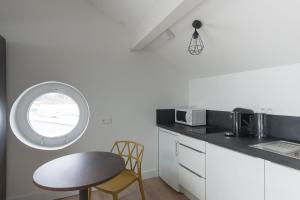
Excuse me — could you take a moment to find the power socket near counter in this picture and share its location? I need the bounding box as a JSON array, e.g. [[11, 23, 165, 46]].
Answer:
[[260, 107, 273, 114]]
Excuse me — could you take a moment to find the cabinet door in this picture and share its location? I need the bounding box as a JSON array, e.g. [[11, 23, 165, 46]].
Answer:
[[206, 143, 264, 200], [265, 161, 300, 200], [158, 129, 179, 191]]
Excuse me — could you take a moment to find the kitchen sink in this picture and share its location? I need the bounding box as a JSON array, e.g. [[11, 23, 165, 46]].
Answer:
[[250, 141, 300, 160]]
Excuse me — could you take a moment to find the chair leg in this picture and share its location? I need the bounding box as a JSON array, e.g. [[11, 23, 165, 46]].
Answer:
[[88, 188, 92, 200], [112, 193, 118, 200], [138, 178, 146, 200]]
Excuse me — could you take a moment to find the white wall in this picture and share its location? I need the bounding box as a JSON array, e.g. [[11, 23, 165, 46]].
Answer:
[[189, 63, 300, 117], [0, 0, 188, 199]]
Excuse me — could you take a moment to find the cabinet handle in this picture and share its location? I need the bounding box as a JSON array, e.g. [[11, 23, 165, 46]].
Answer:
[[175, 141, 179, 156]]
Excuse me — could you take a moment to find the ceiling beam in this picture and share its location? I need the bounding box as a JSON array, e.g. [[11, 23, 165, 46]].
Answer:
[[131, 0, 203, 51]]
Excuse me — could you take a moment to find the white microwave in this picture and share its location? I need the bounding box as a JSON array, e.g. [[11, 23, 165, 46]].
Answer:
[[175, 108, 206, 126]]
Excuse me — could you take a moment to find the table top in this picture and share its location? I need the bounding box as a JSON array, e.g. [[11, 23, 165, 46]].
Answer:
[[33, 152, 125, 191]]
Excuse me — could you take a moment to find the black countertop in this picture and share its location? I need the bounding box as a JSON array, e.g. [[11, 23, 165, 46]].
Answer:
[[158, 123, 300, 171]]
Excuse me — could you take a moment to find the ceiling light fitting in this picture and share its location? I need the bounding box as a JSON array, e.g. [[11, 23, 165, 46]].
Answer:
[[188, 20, 204, 55], [165, 29, 175, 40]]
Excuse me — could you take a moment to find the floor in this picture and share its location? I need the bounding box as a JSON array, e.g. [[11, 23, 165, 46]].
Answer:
[[60, 178, 188, 200]]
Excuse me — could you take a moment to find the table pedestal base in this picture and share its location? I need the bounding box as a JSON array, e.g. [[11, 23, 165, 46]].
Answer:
[[79, 188, 88, 200]]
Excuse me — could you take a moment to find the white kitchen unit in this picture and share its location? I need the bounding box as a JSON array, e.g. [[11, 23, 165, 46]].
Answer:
[[158, 128, 179, 191], [206, 143, 264, 200], [178, 134, 206, 200], [265, 161, 300, 200]]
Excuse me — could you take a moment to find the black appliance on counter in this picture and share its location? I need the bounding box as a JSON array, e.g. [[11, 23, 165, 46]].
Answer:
[[226, 108, 255, 137], [0, 35, 6, 200], [156, 109, 175, 125]]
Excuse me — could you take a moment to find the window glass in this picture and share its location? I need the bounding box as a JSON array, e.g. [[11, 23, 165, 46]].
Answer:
[[28, 93, 80, 138]]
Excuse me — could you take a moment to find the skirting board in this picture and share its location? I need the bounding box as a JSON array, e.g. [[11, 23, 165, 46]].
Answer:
[[141, 169, 158, 180], [7, 169, 158, 200]]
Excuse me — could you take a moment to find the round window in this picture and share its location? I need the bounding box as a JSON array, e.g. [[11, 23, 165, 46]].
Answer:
[[10, 82, 90, 150]]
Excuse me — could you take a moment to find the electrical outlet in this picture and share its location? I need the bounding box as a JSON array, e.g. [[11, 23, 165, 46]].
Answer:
[[101, 118, 112, 125], [260, 107, 273, 114], [266, 108, 273, 114]]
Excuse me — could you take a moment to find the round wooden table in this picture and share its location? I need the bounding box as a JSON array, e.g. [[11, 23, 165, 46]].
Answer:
[[33, 152, 125, 200]]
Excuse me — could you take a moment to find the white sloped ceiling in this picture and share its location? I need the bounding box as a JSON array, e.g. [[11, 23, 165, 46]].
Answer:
[[87, 0, 159, 33], [5, 0, 299, 78], [148, 0, 300, 78]]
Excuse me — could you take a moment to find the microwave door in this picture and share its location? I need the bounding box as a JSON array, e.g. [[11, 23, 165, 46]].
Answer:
[[177, 111, 187, 122]]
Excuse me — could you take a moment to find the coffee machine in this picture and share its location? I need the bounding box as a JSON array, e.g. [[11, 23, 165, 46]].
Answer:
[[231, 108, 255, 137]]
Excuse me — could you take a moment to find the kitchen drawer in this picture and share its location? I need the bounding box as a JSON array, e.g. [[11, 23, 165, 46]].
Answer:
[[178, 134, 205, 153], [179, 165, 206, 200], [159, 128, 179, 136], [179, 144, 205, 178]]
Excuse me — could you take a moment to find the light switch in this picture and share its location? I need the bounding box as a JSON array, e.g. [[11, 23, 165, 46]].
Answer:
[[101, 118, 112, 125]]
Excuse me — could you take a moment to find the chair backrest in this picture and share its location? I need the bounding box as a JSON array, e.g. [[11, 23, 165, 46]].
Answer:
[[111, 141, 144, 177]]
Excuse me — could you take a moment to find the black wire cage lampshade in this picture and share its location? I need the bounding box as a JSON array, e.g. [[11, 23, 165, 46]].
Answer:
[[188, 20, 204, 55]]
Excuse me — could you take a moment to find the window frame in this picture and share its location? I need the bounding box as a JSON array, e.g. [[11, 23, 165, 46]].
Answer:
[[10, 81, 90, 150]]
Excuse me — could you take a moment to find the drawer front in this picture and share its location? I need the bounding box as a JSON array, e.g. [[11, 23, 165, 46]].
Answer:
[[179, 134, 205, 153], [179, 165, 206, 200], [159, 128, 179, 136], [179, 144, 205, 178]]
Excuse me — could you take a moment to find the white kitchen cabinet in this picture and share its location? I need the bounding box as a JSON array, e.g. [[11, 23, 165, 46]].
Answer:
[[178, 134, 206, 153], [158, 128, 179, 191], [179, 165, 205, 200], [178, 134, 206, 200], [265, 161, 300, 200], [206, 143, 264, 200], [178, 144, 206, 178]]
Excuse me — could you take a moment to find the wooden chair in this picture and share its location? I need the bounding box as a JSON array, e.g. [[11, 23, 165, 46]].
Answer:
[[88, 141, 145, 200]]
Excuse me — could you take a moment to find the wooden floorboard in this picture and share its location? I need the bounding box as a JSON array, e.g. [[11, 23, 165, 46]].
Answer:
[[60, 178, 188, 200]]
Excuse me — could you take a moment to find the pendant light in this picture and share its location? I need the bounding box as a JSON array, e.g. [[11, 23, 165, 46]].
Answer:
[[188, 20, 204, 55]]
